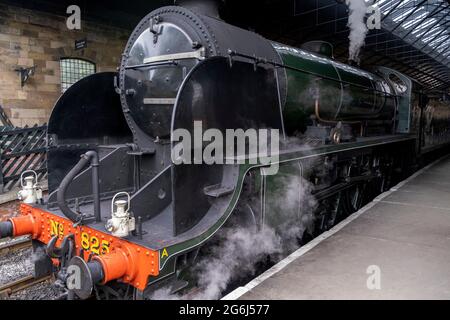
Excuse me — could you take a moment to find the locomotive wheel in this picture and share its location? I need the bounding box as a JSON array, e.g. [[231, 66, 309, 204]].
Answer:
[[343, 183, 365, 216], [312, 195, 338, 237], [226, 203, 259, 232]]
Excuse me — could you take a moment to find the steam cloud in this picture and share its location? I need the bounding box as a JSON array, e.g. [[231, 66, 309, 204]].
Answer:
[[150, 227, 283, 300], [192, 226, 282, 300], [346, 0, 369, 64], [150, 174, 317, 300]]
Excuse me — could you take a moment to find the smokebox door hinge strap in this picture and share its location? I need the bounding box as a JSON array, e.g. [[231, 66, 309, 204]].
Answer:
[[149, 16, 164, 44], [114, 76, 122, 95]]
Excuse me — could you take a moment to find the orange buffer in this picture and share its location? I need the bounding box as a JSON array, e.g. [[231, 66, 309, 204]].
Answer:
[[9, 203, 159, 291]]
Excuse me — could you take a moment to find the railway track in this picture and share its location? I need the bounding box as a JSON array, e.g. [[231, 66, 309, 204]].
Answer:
[[0, 274, 52, 299], [0, 237, 32, 256], [0, 237, 52, 299]]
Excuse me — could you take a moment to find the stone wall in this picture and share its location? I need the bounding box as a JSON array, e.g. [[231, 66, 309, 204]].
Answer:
[[0, 4, 131, 126]]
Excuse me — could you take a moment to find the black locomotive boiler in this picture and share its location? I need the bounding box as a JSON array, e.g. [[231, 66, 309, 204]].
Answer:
[[1, 0, 449, 299]]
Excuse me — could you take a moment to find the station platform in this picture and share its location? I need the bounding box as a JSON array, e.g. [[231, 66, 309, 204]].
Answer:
[[224, 155, 450, 300]]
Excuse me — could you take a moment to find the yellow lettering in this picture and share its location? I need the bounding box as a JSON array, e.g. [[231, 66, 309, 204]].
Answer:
[[80, 232, 110, 256], [90, 236, 100, 255], [58, 223, 64, 237], [101, 240, 110, 254], [81, 232, 90, 250], [50, 220, 59, 236]]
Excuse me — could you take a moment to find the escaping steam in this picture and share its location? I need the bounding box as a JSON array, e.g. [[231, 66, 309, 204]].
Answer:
[[346, 0, 369, 64], [150, 173, 317, 300], [192, 226, 282, 300], [149, 227, 282, 300], [270, 175, 316, 253], [191, 174, 316, 300]]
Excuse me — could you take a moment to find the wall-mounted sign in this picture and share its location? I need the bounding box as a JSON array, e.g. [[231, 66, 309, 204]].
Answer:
[[75, 38, 87, 51]]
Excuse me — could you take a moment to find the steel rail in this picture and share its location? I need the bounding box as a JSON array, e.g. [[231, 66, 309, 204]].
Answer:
[[0, 238, 32, 257]]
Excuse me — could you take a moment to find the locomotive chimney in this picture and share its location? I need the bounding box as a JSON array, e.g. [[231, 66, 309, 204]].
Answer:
[[175, 0, 222, 19], [348, 59, 359, 67]]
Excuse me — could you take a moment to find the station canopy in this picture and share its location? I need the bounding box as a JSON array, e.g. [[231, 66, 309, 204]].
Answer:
[[376, 0, 450, 90], [3, 0, 450, 92], [230, 0, 450, 93]]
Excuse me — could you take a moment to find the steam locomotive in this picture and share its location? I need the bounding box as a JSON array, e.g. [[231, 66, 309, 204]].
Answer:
[[1, 1, 449, 299]]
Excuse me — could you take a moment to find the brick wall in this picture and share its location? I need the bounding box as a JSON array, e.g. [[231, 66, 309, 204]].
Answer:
[[0, 4, 131, 126]]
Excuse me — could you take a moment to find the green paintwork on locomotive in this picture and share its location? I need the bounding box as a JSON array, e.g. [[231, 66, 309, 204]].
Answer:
[[157, 135, 415, 274], [271, 43, 396, 135], [263, 162, 308, 232], [151, 48, 401, 283]]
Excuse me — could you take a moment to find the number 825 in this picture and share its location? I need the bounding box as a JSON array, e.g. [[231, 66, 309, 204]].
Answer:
[[80, 232, 110, 255]]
